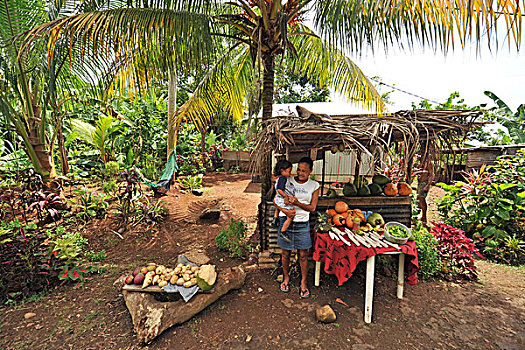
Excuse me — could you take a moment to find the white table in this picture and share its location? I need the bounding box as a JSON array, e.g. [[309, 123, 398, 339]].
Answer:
[[314, 251, 405, 323]]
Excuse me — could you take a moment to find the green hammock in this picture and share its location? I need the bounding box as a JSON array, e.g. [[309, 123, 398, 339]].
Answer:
[[139, 152, 178, 189]]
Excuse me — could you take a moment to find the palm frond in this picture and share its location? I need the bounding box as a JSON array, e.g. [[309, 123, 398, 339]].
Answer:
[[287, 28, 386, 113], [312, 0, 524, 54]]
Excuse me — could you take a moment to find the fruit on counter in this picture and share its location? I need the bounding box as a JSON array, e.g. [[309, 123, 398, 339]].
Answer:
[[326, 208, 337, 217], [353, 209, 365, 223], [343, 183, 358, 196], [334, 201, 349, 213], [345, 218, 354, 229], [367, 213, 385, 227], [398, 182, 412, 196], [133, 266, 143, 277], [197, 264, 217, 291], [384, 182, 398, 196], [142, 271, 155, 288], [368, 183, 382, 196], [140, 267, 148, 275], [332, 214, 346, 226], [134, 273, 145, 285], [147, 264, 156, 272], [372, 174, 392, 186], [326, 188, 338, 198], [125, 275, 134, 284], [357, 185, 371, 196]]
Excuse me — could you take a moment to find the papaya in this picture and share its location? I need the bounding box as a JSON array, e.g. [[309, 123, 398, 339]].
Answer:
[[326, 209, 337, 217], [369, 183, 382, 196], [398, 182, 412, 196], [372, 174, 391, 186], [343, 183, 358, 197]]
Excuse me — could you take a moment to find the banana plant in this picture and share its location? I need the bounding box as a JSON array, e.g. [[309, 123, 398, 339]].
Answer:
[[484, 91, 525, 144]]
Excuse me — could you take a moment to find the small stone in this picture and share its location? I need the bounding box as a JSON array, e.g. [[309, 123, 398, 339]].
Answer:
[[316, 305, 337, 323], [26, 323, 34, 327], [24, 312, 36, 319], [192, 189, 203, 196], [35, 324, 43, 330], [258, 287, 263, 293], [246, 335, 252, 343], [276, 275, 283, 283]]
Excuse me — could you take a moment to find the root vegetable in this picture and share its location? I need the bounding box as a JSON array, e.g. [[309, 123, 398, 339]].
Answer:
[[176, 278, 184, 286], [158, 280, 168, 288], [170, 275, 178, 284], [174, 267, 181, 274], [142, 271, 155, 288], [183, 273, 191, 281]]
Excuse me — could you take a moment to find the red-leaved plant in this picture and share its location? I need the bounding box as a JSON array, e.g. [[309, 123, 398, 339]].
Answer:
[[431, 223, 483, 280]]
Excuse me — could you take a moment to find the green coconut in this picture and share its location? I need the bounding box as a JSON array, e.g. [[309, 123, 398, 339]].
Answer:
[[197, 264, 217, 291], [357, 185, 371, 196], [343, 183, 358, 197], [372, 175, 392, 186], [369, 183, 383, 195], [326, 188, 338, 199]]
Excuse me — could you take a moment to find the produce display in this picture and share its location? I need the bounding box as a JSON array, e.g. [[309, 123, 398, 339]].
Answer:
[[323, 174, 412, 198], [317, 201, 385, 235], [124, 263, 217, 290]]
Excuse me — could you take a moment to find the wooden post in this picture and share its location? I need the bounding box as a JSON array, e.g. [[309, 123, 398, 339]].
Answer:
[[315, 261, 321, 287], [364, 255, 375, 323], [397, 253, 405, 299], [321, 151, 326, 196], [354, 151, 361, 182]]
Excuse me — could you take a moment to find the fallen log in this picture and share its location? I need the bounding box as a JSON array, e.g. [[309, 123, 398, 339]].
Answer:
[[116, 265, 246, 344]]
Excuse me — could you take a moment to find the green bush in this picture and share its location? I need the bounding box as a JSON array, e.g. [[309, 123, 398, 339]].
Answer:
[[101, 179, 118, 194], [104, 161, 120, 178], [437, 153, 525, 265], [215, 218, 252, 258], [412, 221, 441, 280]]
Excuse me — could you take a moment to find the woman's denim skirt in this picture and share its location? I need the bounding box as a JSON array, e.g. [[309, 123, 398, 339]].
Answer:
[[277, 216, 312, 251]]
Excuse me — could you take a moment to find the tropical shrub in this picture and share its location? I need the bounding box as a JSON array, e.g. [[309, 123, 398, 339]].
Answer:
[[216, 219, 252, 258], [0, 224, 58, 303], [437, 156, 525, 265], [412, 221, 441, 280], [430, 223, 482, 280], [70, 187, 110, 223]]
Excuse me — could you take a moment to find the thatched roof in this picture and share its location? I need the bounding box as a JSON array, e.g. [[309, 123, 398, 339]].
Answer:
[[252, 106, 483, 179]]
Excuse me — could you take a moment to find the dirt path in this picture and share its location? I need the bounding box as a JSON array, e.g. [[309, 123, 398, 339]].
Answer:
[[1, 179, 524, 350]]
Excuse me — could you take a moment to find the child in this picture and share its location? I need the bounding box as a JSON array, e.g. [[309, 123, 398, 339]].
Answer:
[[273, 160, 296, 242]]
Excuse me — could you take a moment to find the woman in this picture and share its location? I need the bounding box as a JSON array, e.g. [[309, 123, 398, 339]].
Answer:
[[273, 157, 319, 298]]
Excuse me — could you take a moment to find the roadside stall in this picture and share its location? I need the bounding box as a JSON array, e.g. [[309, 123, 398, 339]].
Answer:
[[254, 105, 482, 322]]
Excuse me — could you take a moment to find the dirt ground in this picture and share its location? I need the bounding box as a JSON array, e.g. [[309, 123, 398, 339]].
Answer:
[[1, 174, 524, 350]]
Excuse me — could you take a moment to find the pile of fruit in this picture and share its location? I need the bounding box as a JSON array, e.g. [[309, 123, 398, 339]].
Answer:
[[324, 174, 412, 198], [125, 263, 217, 291], [316, 201, 386, 235]]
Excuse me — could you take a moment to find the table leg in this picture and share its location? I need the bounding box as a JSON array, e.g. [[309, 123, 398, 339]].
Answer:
[[364, 255, 375, 323], [314, 261, 321, 287], [397, 253, 405, 299]]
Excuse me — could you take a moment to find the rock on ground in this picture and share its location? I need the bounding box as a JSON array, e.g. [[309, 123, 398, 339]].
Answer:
[[316, 304, 337, 323]]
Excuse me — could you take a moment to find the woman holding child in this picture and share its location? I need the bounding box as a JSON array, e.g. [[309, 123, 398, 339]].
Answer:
[[273, 157, 319, 298]]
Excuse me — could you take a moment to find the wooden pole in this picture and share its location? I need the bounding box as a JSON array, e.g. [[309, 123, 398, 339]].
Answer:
[[364, 255, 375, 323], [397, 254, 405, 299], [321, 150, 326, 196]]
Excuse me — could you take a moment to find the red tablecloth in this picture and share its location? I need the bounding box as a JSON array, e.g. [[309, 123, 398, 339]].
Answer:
[[313, 231, 419, 286]]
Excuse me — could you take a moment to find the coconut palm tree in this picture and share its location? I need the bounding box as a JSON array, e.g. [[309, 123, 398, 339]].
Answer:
[[177, 0, 524, 197]]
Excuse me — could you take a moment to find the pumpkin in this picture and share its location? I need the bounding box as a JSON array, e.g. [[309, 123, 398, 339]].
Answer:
[[332, 214, 346, 227], [334, 201, 349, 214], [346, 216, 355, 229], [384, 183, 398, 196], [398, 182, 412, 196], [326, 209, 337, 217]]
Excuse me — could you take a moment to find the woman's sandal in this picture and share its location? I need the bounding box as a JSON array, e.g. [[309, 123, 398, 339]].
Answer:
[[280, 282, 290, 293], [300, 287, 310, 299]]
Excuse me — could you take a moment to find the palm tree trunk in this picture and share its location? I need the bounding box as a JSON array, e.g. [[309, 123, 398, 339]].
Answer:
[[27, 105, 56, 179], [167, 69, 178, 158], [261, 54, 275, 200], [56, 113, 70, 175]]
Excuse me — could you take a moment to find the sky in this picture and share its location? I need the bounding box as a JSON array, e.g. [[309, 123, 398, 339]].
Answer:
[[348, 43, 524, 112]]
